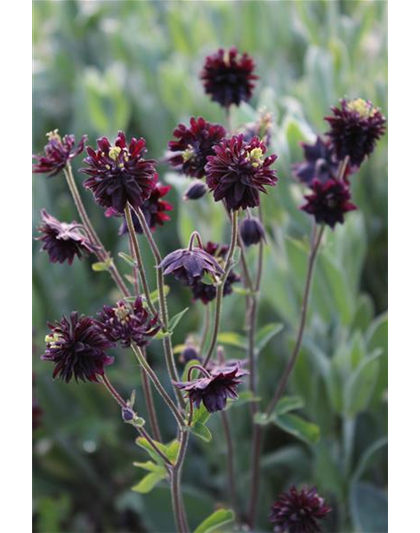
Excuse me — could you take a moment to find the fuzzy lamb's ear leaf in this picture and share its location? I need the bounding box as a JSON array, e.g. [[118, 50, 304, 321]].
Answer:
[[193, 508, 235, 533]]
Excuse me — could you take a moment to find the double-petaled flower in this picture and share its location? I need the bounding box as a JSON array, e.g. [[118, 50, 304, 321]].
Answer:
[[292, 136, 344, 185], [81, 131, 157, 216], [33, 130, 87, 177]]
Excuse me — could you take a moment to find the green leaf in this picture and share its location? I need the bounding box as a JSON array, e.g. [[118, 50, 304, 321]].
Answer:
[[132, 471, 166, 494], [149, 285, 170, 304], [192, 403, 211, 427], [275, 395, 305, 416], [256, 323, 284, 352], [91, 258, 113, 271], [135, 437, 170, 465], [352, 437, 388, 484], [190, 421, 212, 443], [154, 330, 172, 340], [273, 413, 320, 445], [216, 332, 247, 349], [165, 440, 181, 464], [350, 482, 388, 533], [169, 307, 189, 332], [118, 252, 136, 267], [226, 390, 260, 410], [344, 353, 381, 417], [232, 286, 254, 296], [133, 461, 165, 473], [194, 509, 235, 533]]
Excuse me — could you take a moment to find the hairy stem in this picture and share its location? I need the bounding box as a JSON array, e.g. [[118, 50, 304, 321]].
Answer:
[[140, 358, 162, 443], [199, 304, 211, 356]]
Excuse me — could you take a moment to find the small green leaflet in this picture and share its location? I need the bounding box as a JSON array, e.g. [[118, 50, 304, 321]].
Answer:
[[193, 509, 235, 533], [91, 258, 113, 271], [118, 252, 136, 267]]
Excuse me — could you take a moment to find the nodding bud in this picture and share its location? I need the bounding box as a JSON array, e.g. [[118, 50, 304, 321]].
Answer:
[[184, 180, 208, 201], [239, 216, 266, 247], [122, 407, 135, 422], [180, 337, 201, 364]]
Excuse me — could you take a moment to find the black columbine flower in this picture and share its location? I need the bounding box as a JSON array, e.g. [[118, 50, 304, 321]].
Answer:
[[200, 47, 258, 108], [325, 98, 386, 167], [167, 117, 226, 179], [119, 175, 173, 235], [239, 216, 266, 247], [159, 246, 223, 286], [97, 297, 160, 348], [292, 136, 344, 185], [174, 365, 247, 413], [32, 130, 87, 177], [269, 485, 331, 533], [81, 131, 157, 216], [184, 180, 208, 201], [42, 313, 114, 383], [36, 209, 96, 265], [301, 179, 357, 228], [190, 242, 240, 304], [205, 135, 278, 211]]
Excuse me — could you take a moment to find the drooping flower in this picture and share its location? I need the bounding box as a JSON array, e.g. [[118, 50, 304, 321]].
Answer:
[[36, 209, 96, 265], [239, 216, 266, 247], [292, 136, 345, 185], [200, 47, 258, 108], [167, 117, 226, 179], [97, 297, 160, 348], [174, 364, 247, 413], [184, 180, 208, 201], [119, 176, 173, 235], [32, 130, 87, 177], [205, 135, 278, 211], [190, 242, 240, 304], [159, 246, 223, 286], [42, 313, 114, 383], [300, 179, 357, 228], [269, 485, 331, 533], [325, 98, 386, 167], [81, 131, 157, 216]]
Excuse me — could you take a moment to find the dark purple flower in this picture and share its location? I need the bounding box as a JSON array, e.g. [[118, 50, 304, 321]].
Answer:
[[325, 98, 386, 167], [36, 209, 96, 265], [239, 216, 266, 247], [292, 136, 345, 185], [97, 297, 160, 348], [42, 313, 114, 383], [174, 365, 247, 413], [200, 47, 258, 108], [301, 179, 357, 228], [205, 135, 278, 211], [82, 131, 157, 216], [190, 242, 241, 304], [159, 246, 223, 286], [168, 117, 226, 179], [119, 175, 173, 235], [183, 180, 208, 201], [33, 130, 87, 177], [269, 485, 331, 533]]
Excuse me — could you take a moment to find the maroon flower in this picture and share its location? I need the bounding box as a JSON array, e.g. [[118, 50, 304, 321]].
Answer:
[[42, 313, 114, 383], [301, 179, 357, 228], [159, 246, 223, 286], [292, 136, 346, 185], [82, 131, 157, 216], [168, 117, 226, 179], [97, 297, 160, 348], [200, 47, 258, 108], [33, 130, 87, 177], [174, 365, 247, 413], [205, 135, 278, 211], [239, 216, 266, 247], [36, 209, 96, 265], [269, 485, 331, 533], [119, 176, 173, 235], [191, 242, 241, 304], [325, 98, 386, 167]]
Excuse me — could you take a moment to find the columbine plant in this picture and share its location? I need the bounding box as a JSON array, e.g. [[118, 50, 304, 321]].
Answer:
[[33, 46, 386, 533]]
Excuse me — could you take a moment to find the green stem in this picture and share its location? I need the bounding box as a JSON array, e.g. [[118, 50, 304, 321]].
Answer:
[[199, 304, 211, 356], [203, 210, 239, 368], [221, 411, 238, 516], [140, 358, 162, 443], [171, 430, 190, 533]]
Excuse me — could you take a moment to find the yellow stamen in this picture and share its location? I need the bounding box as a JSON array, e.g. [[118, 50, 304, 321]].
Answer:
[[347, 98, 376, 118], [182, 146, 195, 162], [247, 147, 264, 168], [109, 146, 122, 161], [46, 129, 61, 142]]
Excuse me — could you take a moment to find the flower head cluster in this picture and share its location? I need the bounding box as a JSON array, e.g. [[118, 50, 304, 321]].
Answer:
[[325, 98, 386, 167], [191, 242, 241, 304], [32, 130, 87, 177], [205, 135, 278, 211], [42, 313, 114, 383], [168, 117, 226, 179], [292, 136, 343, 185], [82, 131, 157, 216], [269, 485, 331, 533], [97, 297, 160, 348], [37, 209, 96, 265], [174, 364, 247, 413], [200, 47, 258, 108], [301, 179, 357, 228], [159, 245, 223, 286], [119, 176, 173, 235]]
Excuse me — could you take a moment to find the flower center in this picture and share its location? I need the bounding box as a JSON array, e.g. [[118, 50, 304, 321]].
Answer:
[[45, 332, 62, 348], [347, 98, 376, 118], [46, 129, 62, 143], [247, 147, 264, 168], [113, 304, 131, 323], [182, 146, 195, 162], [109, 146, 122, 161]]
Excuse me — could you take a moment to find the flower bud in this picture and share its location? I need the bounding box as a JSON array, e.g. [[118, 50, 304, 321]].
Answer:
[[239, 217, 266, 247], [122, 407, 135, 422], [183, 180, 208, 200]]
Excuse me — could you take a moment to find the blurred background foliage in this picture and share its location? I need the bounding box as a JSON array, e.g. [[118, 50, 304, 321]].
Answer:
[[33, 1, 387, 532]]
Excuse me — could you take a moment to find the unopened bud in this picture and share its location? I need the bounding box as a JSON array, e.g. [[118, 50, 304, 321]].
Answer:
[[239, 217, 266, 247], [184, 180, 208, 201]]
